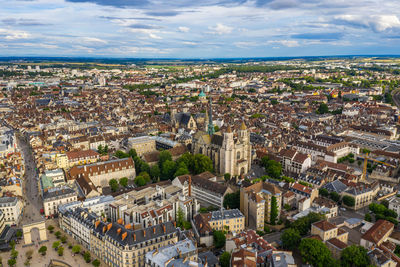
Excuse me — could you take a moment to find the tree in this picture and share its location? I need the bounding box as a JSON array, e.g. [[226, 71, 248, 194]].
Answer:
[[58, 246, 64, 256], [224, 173, 231, 181], [52, 241, 60, 250], [61, 235, 67, 243], [220, 252, 231, 267], [193, 154, 213, 174], [330, 191, 341, 202], [128, 149, 137, 158], [72, 245, 81, 255], [83, 251, 91, 263], [299, 238, 333, 267], [174, 162, 190, 177], [177, 207, 185, 228], [364, 213, 372, 222], [114, 150, 129, 159], [150, 165, 160, 180], [109, 179, 119, 192], [213, 230, 226, 249], [176, 153, 194, 172], [343, 195, 355, 207], [134, 176, 146, 187], [223, 191, 240, 209], [39, 246, 47, 256], [261, 156, 282, 179], [340, 245, 370, 267], [7, 259, 16, 267], [161, 160, 176, 180], [319, 188, 329, 197], [159, 150, 172, 168], [92, 259, 101, 267], [317, 103, 329, 114], [281, 228, 301, 250], [55, 231, 62, 239], [119, 177, 129, 187], [11, 249, 18, 259], [47, 225, 54, 233], [270, 196, 278, 225], [97, 145, 103, 154], [16, 230, 22, 239]]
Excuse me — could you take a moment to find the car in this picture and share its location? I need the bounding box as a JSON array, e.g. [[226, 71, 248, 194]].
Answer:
[[340, 207, 346, 211]]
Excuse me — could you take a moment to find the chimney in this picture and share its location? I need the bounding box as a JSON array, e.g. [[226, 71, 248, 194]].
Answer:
[[95, 220, 100, 228], [133, 233, 136, 241], [153, 227, 156, 234], [200, 223, 203, 228], [102, 226, 106, 233], [117, 218, 123, 225], [188, 176, 191, 197], [107, 223, 112, 231], [173, 221, 176, 228], [121, 232, 127, 241], [125, 224, 131, 230], [163, 225, 166, 233], [143, 230, 146, 237], [117, 228, 121, 235]]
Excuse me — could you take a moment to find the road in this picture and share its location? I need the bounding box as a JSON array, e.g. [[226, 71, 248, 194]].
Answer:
[[392, 89, 400, 108], [16, 133, 43, 225], [263, 231, 282, 246]]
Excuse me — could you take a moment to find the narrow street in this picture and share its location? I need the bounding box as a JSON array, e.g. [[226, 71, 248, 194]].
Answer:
[[16, 133, 43, 225]]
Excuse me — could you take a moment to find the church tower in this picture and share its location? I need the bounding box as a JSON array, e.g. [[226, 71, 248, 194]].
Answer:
[[207, 96, 215, 136], [221, 125, 234, 175]]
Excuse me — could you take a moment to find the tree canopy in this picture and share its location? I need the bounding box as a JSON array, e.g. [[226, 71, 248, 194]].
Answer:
[[281, 228, 301, 250], [223, 191, 240, 209], [213, 230, 226, 249], [299, 238, 334, 267], [340, 245, 370, 267]]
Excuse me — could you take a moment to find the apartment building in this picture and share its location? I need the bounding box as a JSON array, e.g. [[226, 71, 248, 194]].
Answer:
[[58, 195, 114, 218], [66, 149, 100, 168], [145, 238, 198, 267], [91, 221, 178, 267], [43, 186, 77, 218], [342, 181, 380, 210], [127, 136, 156, 156], [68, 157, 135, 187], [172, 172, 232, 208], [311, 220, 349, 259], [0, 197, 23, 225], [240, 182, 282, 231], [361, 220, 394, 249], [109, 185, 199, 228], [278, 148, 311, 174], [200, 209, 244, 233]]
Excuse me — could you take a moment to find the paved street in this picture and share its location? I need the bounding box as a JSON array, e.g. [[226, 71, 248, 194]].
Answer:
[[16, 133, 43, 225]]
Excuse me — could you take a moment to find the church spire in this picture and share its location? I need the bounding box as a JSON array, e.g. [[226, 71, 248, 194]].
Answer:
[[207, 95, 215, 136]]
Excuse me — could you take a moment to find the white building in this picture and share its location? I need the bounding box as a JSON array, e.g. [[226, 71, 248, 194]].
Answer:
[[43, 186, 77, 218], [0, 197, 23, 225]]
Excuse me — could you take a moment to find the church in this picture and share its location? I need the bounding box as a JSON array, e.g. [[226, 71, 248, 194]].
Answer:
[[192, 97, 252, 177]]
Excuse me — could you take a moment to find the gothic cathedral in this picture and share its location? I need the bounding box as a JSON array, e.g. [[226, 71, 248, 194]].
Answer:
[[192, 96, 252, 176]]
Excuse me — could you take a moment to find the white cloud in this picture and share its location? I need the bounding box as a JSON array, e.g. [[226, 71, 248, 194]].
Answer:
[[80, 37, 108, 44], [334, 14, 400, 32], [183, 41, 197, 45], [208, 23, 233, 35], [178, 26, 190, 32], [267, 40, 299, 47], [0, 28, 30, 40]]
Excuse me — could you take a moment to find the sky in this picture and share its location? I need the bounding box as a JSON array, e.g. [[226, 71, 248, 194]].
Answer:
[[1, 0, 400, 58]]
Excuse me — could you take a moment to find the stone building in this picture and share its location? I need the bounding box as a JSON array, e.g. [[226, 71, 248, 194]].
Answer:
[[192, 97, 251, 176]]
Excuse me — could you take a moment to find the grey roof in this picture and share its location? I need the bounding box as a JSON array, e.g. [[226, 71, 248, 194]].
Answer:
[[43, 187, 76, 200], [209, 209, 244, 221], [323, 180, 348, 193], [271, 252, 295, 267], [211, 134, 224, 146], [198, 251, 218, 266]]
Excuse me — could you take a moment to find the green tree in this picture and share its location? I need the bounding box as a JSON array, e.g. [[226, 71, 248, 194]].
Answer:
[[174, 162, 190, 177], [224, 173, 231, 181], [114, 150, 129, 159], [161, 160, 176, 180], [281, 228, 301, 250], [317, 103, 329, 114], [176, 153, 194, 172], [193, 154, 213, 174], [47, 225, 54, 233], [223, 191, 240, 209], [55, 231, 61, 239], [261, 156, 282, 179], [299, 238, 333, 267], [10, 249, 18, 259], [92, 259, 101, 267], [176, 207, 185, 228], [39, 246, 47, 256], [319, 188, 329, 197], [270, 196, 278, 225], [128, 149, 137, 158], [342, 195, 355, 207], [134, 176, 146, 187], [109, 179, 119, 192], [72, 245, 81, 255], [159, 150, 172, 168], [52, 241, 60, 250], [364, 213, 372, 222], [330, 191, 341, 202], [7, 259, 16, 267], [119, 177, 129, 187], [150, 165, 160, 180], [340, 245, 370, 267], [219, 252, 231, 267], [83, 251, 91, 263], [213, 230, 226, 249], [58, 246, 64, 256], [97, 145, 103, 154], [16, 230, 22, 239]]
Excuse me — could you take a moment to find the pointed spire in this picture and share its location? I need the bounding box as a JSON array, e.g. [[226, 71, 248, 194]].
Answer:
[[240, 121, 247, 130]]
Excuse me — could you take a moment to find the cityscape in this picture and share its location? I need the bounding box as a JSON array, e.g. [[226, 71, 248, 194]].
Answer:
[[2, 0, 400, 267]]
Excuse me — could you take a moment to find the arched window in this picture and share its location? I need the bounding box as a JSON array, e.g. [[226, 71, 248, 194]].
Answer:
[[237, 151, 241, 160]]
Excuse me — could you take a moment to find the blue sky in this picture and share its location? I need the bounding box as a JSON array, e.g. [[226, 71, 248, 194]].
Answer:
[[1, 0, 400, 57]]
